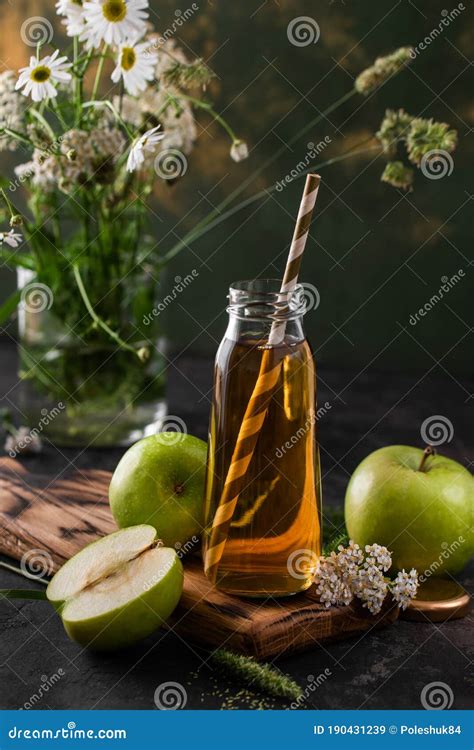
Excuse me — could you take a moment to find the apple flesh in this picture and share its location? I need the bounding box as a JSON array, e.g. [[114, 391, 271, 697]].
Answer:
[[345, 446, 473, 575], [47, 525, 183, 650], [109, 433, 207, 546]]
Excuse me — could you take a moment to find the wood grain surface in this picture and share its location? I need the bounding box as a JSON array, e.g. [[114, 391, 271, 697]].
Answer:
[[0, 457, 399, 660]]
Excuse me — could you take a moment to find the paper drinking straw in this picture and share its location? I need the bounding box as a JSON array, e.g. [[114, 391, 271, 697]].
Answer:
[[204, 173, 321, 582]]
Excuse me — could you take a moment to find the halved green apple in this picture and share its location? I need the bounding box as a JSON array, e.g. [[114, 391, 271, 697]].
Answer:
[[47, 525, 183, 651]]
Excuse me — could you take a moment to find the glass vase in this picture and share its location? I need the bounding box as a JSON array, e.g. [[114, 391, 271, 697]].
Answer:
[[16, 268, 167, 447]]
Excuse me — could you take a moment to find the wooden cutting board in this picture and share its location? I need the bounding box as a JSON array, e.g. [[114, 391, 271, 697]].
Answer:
[[0, 457, 399, 660]]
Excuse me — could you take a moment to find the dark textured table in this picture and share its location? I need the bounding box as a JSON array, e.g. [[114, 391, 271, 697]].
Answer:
[[0, 340, 472, 710]]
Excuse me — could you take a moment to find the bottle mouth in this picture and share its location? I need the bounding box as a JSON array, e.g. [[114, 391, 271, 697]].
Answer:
[[228, 279, 307, 321]]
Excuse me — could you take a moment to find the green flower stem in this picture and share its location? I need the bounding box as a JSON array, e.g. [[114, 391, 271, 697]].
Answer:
[[78, 50, 95, 72], [0, 188, 33, 234], [0, 560, 48, 585], [20, 345, 65, 394], [0, 188, 16, 219], [91, 44, 109, 101], [0, 589, 48, 601], [82, 100, 134, 140], [50, 99, 68, 129], [73, 36, 80, 121], [162, 138, 377, 265], [0, 127, 33, 147], [72, 263, 141, 359], [175, 92, 237, 142], [29, 108, 56, 140], [162, 88, 357, 263]]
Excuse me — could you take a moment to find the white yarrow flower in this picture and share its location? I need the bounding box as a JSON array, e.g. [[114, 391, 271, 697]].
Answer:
[[15, 50, 72, 102], [0, 229, 23, 248], [56, 0, 86, 36], [111, 39, 157, 95], [364, 543, 392, 572], [0, 71, 27, 152], [126, 125, 164, 172], [353, 564, 387, 615], [81, 0, 149, 49], [314, 540, 418, 615], [391, 568, 419, 610]]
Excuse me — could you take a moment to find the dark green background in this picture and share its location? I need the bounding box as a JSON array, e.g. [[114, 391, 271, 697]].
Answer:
[[1, 0, 472, 373]]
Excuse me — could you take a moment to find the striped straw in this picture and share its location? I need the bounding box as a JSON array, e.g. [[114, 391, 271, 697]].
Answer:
[[204, 174, 321, 583]]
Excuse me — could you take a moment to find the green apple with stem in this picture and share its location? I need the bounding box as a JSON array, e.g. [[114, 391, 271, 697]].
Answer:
[[109, 432, 207, 547], [345, 445, 473, 574], [47, 525, 183, 650]]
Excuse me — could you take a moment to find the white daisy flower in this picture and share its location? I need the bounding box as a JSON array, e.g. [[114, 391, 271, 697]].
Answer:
[[56, 0, 86, 37], [81, 0, 149, 49], [126, 125, 164, 172], [111, 38, 158, 95], [0, 229, 23, 248], [15, 50, 72, 103]]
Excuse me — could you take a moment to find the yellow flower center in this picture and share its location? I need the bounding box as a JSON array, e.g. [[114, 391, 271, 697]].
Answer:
[[102, 0, 127, 22], [121, 47, 136, 71], [31, 66, 51, 83]]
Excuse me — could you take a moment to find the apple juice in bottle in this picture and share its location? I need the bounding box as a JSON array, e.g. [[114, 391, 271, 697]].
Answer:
[[203, 280, 321, 596]]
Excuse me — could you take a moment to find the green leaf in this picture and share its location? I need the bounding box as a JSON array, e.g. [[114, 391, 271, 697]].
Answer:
[[0, 251, 35, 270], [0, 287, 22, 326]]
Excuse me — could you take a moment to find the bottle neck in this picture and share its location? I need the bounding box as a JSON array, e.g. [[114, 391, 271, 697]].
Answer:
[[225, 315, 305, 344], [225, 279, 307, 345]]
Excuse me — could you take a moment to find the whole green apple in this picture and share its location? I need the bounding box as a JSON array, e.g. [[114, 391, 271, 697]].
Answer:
[[47, 525, 183, 650], [345, 446, 473, 575], [109, 432, 207, 546]]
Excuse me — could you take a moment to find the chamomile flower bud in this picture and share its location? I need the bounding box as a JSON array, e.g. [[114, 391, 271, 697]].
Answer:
[[230, 140, 249, 163], [9, 214, 23, 227], [137, 346, 150, 362]]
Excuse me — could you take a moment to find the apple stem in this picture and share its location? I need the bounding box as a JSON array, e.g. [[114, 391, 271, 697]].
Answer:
[[418, 445, 436, 472]]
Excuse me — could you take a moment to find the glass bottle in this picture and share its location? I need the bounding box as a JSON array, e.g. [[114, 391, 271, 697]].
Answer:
[[203, 279, 322, 596]]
